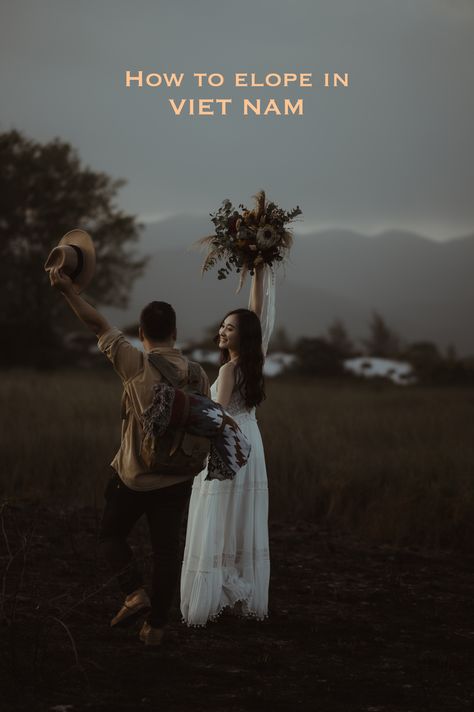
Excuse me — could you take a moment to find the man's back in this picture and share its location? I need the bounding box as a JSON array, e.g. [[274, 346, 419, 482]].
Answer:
[[98, 327, 210, 490]]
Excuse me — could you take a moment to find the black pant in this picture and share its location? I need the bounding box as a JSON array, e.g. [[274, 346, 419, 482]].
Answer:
[[99, 471, 192, 627]]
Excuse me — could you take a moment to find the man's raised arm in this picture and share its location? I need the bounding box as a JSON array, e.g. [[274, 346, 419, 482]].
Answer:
[[49, 267, 110, 338]]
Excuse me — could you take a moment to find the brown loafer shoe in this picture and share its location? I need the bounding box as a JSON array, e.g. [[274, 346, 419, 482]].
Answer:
[[139, 621, 165, 646], [110, 588, 151, 628]]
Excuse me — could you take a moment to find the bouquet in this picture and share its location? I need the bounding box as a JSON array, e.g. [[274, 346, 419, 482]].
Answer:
[[197, 190, 301, 286]]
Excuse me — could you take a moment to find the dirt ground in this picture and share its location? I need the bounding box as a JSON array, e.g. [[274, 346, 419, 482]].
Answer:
[[1, 503, 473, 712]]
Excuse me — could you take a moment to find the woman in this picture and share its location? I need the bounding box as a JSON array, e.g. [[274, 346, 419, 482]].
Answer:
[[180, 264, 274, 625]]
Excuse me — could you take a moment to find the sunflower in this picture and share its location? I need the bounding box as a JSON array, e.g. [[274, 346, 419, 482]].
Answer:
[[256, 224, 280, 249]]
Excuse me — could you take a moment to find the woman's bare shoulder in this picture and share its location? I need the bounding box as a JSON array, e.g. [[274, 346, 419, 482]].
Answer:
[[219, 360, 237, 373]]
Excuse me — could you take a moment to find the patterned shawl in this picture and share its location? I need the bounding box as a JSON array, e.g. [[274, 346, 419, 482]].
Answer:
[[142, 383, 251, 481]]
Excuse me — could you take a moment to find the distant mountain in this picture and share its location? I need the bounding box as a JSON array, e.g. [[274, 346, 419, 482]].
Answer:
[[291, 229, 474, 306], [102, 217, 474, 355]]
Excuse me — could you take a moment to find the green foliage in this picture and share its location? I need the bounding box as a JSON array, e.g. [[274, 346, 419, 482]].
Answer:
[[404, 341, 441, 379], [404, 341, 474, 386], [326, 318, 355, 359], [294, 337, 344, 377], [0, 130, 146, 365], [363, 311, 401, 358]]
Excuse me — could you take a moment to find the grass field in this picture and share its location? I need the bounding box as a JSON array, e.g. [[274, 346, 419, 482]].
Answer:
[[1, 370, 474, 711], [1, 369, 473, 549]]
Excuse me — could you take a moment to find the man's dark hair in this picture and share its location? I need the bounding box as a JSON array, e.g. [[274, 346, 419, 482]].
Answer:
[[140, 301, 176, 341]]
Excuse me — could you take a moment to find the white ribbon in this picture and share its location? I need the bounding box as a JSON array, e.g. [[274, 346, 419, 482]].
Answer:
[[259, 265, 276, 357]]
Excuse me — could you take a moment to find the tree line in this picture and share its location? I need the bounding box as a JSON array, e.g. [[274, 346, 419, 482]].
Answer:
[[271, 316, 474, 386], [0, 130, 145, 367]]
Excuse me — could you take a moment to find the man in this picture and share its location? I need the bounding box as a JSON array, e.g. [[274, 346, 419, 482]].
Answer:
[[49, 266, 210, 647]]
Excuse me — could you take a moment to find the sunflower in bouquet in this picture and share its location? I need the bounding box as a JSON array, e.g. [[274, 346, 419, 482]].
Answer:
[[198, 190, 301, 287]]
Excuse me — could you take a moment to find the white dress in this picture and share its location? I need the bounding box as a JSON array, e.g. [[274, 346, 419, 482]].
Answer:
[[180, 382, 270, 625], [180, 268, 275, 626]]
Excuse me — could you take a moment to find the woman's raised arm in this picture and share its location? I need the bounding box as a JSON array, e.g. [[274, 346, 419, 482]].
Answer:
[[248, 263, 264, 319]]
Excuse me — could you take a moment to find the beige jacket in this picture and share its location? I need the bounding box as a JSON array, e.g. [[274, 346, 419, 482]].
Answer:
[[98, 328, 210, 491]]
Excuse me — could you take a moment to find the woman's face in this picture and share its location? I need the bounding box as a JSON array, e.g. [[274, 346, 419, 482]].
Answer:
[[218, 314, 240, 352]]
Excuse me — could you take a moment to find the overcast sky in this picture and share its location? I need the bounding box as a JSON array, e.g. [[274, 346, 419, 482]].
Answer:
[[1, 0, 473, 240]]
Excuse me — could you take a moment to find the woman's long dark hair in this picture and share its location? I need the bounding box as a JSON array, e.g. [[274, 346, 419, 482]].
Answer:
[[216, 308, 265, 408]]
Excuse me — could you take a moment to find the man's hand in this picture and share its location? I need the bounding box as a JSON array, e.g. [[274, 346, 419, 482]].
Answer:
[[49, 267, 74, 294]]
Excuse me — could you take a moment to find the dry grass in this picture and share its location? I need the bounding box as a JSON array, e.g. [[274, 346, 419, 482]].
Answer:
[[0, 369, 119, 505], [260, 378, 474, 548], [1, 369, 473, 549]]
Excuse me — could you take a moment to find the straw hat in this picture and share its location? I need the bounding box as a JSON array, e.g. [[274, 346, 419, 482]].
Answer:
[[44, 229, 96, 293]]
